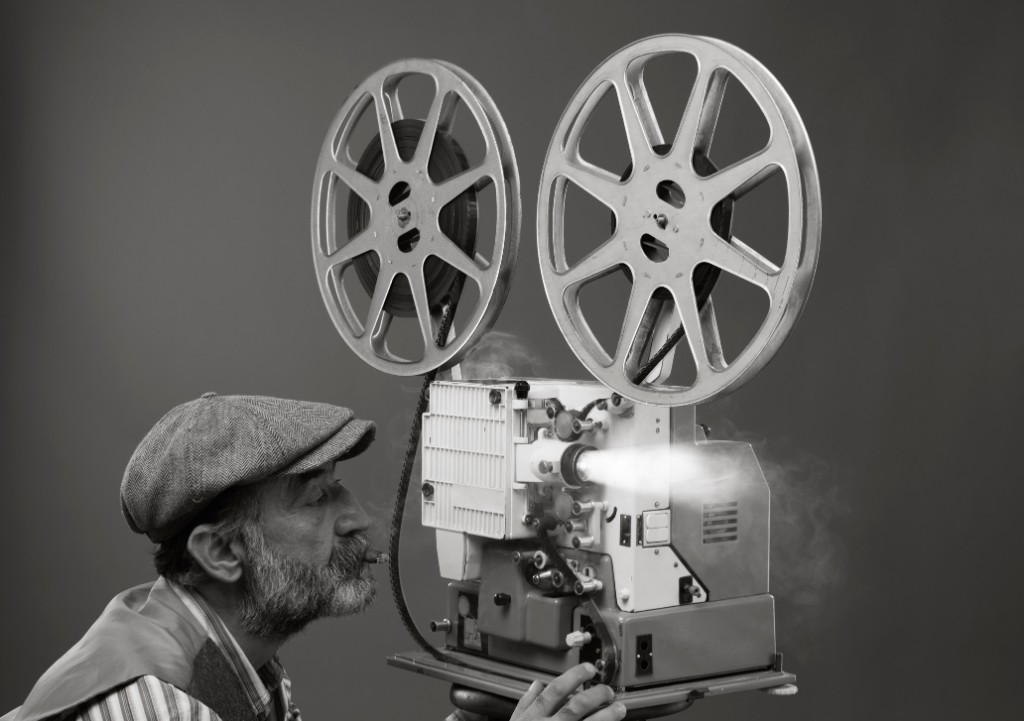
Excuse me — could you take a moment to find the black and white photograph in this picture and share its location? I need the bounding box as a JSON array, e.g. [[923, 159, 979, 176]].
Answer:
[[2, 2, 1021, 720]]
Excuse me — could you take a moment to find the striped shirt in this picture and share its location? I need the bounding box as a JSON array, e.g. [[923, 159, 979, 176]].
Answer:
[[67, 583, 300, 721]]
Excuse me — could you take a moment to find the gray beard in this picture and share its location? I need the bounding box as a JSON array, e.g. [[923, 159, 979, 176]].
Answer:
[[237, 527, 377, 639]]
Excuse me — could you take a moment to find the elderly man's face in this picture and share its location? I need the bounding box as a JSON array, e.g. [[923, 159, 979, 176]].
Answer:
[[236, 461, 376, 638]]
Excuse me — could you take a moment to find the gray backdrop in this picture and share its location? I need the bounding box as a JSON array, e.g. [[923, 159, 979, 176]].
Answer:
[[3, 1, 1022, 719]]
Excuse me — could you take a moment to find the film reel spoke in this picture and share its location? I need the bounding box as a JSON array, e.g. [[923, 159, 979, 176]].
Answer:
[[372, 85, 403, 170], [668, 279, 715, 376], [697, 298, 726, 370], [559, 235, 623, 287], [315, 226, 379, 279], [428, 236, 488, 286], [432, 163, 487, 210], [557, 158, 624, 211], [328, 159, 380, 206], [363, 267, 397, 342], [701, 146, 783, 204], [614, 74, 662, 164], [702, 234, 780, 289], [671, 63, 730, 162], [412, 86, 459, 169], [615, 279, 657, 369], [406, 268, 439, 349]]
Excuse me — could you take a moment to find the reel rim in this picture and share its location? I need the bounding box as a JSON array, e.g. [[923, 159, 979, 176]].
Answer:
[[312, 58, 520, 376], [536, 33, 821, 406]]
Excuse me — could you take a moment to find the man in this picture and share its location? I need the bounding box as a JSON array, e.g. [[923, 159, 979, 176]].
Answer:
[[4, 393, 626, 721]]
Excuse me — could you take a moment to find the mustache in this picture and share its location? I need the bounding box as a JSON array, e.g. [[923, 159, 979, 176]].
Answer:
[[330, 532, 371, 573]]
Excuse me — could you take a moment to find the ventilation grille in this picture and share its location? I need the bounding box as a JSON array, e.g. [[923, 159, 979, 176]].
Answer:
[[421, 383, 510, 539], [702, 501, 739, 543], [422, 482, 504, 537]]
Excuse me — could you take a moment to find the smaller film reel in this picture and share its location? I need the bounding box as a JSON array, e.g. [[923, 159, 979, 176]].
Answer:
[[538, 35, 821, 406], [312, 59, 520, 376]]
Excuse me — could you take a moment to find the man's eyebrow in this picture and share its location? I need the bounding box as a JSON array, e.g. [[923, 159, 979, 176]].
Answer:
[[285, 470, 322, 496]]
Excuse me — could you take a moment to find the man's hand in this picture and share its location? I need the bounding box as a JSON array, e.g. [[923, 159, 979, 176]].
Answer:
[[512, 664, 626, 721]]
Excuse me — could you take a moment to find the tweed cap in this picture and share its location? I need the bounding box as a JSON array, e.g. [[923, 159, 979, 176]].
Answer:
[[121, 393, 375, 542]]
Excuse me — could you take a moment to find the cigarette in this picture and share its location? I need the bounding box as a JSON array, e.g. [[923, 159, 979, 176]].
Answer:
[[364, 550, 390, 564]]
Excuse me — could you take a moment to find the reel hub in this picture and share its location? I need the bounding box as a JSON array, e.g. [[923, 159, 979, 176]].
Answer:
[[346, 118, 478, 318]]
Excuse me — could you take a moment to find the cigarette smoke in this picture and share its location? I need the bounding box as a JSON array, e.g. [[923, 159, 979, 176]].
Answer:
[[459, 330, 545, 380]]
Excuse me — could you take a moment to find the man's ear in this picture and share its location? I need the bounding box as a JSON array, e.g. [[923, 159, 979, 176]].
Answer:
[[187, 524, 247, 583]]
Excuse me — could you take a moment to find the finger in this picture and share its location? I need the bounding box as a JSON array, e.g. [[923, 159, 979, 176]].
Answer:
[[581, 702, 627, 721], [514, 681, 545, 715], [554, 685, 616, 721], [531, 664, 597, 716]]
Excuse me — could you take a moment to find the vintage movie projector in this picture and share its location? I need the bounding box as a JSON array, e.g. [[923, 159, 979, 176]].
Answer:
[[311, 35, 820, 718]]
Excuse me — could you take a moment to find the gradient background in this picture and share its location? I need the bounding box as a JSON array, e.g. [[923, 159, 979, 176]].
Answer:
[[2, 1, 1022, 719]]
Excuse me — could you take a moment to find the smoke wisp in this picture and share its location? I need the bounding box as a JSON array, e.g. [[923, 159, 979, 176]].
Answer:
[[721, 427, 849, 645], [459, 330, 544, 380]]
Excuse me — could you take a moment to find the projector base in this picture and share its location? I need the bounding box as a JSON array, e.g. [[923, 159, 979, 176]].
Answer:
[[387, 650, 797, 720]]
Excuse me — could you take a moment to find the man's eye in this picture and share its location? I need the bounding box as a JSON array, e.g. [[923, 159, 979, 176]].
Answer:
[[310, 490, 329, 506]]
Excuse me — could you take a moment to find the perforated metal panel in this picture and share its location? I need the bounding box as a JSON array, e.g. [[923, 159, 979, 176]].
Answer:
[[421, 383, 512, 538]]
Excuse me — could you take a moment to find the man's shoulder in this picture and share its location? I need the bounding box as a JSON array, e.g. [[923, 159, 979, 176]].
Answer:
[[68, 676, 220, 721], [10, 579, 210, 721]]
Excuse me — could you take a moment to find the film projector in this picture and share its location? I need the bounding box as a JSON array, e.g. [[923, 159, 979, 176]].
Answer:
[[311, 34, 820, 719]]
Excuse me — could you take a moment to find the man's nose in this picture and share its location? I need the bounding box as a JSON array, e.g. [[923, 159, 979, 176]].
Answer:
[[334, 493, 371, 536]]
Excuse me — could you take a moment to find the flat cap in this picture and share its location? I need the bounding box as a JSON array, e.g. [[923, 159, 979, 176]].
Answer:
[[121, 393, 375, 541]]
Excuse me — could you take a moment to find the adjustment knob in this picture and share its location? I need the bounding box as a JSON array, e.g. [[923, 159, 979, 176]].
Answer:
[[493, 592, 512, 607], [565, 631, 593, 648]]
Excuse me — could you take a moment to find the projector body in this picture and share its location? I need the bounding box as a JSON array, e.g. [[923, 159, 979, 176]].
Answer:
[[314, 35, 821, 711], [422, 380, 776, 689]]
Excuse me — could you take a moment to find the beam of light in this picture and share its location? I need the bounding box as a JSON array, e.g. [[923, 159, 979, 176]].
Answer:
[[576, 445, 716, 488]]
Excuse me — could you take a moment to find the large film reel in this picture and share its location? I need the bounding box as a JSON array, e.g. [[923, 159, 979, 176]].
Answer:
[[312, 59, 520, 375], [538, 35, 821, 406]]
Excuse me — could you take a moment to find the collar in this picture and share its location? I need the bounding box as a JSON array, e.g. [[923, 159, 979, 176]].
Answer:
[[168, 581, 287, 719]]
